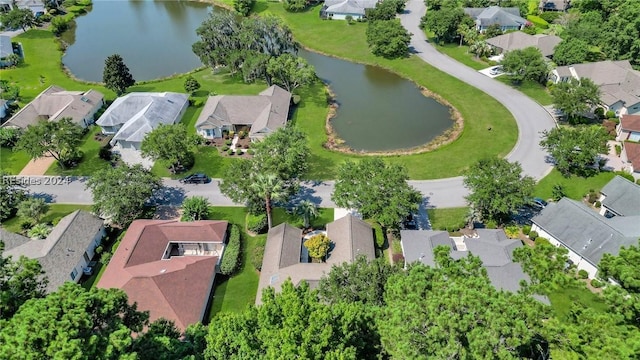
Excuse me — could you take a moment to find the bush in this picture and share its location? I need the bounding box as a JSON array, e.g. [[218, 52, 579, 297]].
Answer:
[[221, 145, 229, 152], [20, 219, 35, 231], [101, 251, 112, 265], [27, 223, 51, 239], [225, 139, 233, 146], [594, 200, 601, 208], [614, 171, 634, 182], [220, 225, 241, 275], [39, 13, 53, 22], [534, 237, 550, 246], [522, 225, 532, 236], [484, 220, 497, 229], [539, 11, 561, 23], [504, 225, 520, 239], [251, 245, 265, 271], [605, 110, 616, 119], [226, 148, 234, 156], [578, 269, 589, 279], [98, 146, 112, 161], [526, 15, 549, 29], [528, 230, 538, 239], [0, 127, 22, 147], [587, 190, 599, 204], [292, 94, 301, 105], [591, 278, 604, 288], [247, 213, 267, 234], [51, 16, 70, 36], [51, 216, 62, 226], [594, 107, 605, 119], [392, 253, 405, 264], [95, 245, 104, 255], [247, 149, 255, 155]]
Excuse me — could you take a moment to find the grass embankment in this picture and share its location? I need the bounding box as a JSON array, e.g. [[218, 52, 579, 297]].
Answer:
[[207, 206, 334, 317], [534, 169, 616, 201], [263, 3, 517, 179], [1, 204, 92, 233]]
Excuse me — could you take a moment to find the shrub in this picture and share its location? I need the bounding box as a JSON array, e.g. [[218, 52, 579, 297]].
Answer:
[[98, 146, 112, 161], [534, 237, 550, 246], [247, 213, 267, 234], [605, 110, 616, 119], [578, 269, 589, 279], [292, 94, 301, 105], [227, 148, 234, 156], [614, 171, 634, 182], [522, 225, 532, 236], [504, 225, 520, 239], [392, 253, 405, 265], [95, 245, 104, 255], [251, 245, 265, 271], [594, 107, 605, 119], [27, 223, 51, 239], [615, 145, 622, 156], [247, 149, 255, 155], [587, 190, 599, 204], [539, 11, 561, 23], [0, 127, 22, 147], [528, 230, 538, 239], [101, 251, 112, 264], [39, 13, 53, 22], [526, 15, 549, 29], [590, 278, 604, 288], [51, 16, 70, 36], [345, 15, 353, 24], [225, 139, 233, 146], [484, 220, 497, 229], [221, 145, 229, 152], [51, 216, 62, 226], [220, 225, 241, 275], [20, 219, 35, 231], [594, 200, 601, 208]]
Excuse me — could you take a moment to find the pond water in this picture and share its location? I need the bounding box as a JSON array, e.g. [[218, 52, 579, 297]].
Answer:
[[63, 0, 454, 151]]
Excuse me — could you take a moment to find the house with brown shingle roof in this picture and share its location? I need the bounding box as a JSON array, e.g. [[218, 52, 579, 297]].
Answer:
[[195, 85, 291, 142], [256, 214, 375, 305], [1, 85, 104, 129], [486, 32, 562, 58], [96, 220, 228, 331], [616, 115, 640, 174]]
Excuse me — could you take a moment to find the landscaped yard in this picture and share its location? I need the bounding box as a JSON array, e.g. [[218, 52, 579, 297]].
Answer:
[[45, 126, 112, 176], [151, 146, 233, 179], [534, 169, 616, 201], [432, 42, 491, 71], [495, 77, 554, 106], [427, 207, 469, 231], [1, 147, 31, 174], [1, 204, 93, 233], [547, 282, 608, 320]]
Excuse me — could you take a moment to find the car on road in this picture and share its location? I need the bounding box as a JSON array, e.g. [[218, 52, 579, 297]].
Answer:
[[180, 173, 210, 184]]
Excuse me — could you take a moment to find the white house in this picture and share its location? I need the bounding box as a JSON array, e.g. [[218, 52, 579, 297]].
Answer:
[[531, 191, 640, 279], [96, 92, 189, 150], [320, 0, 378, 20], [1, 210, 105, 293], [550, 60, 640, 117]]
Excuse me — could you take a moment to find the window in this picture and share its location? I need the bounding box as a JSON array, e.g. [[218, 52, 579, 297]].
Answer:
[[70, 269, 78, 280]]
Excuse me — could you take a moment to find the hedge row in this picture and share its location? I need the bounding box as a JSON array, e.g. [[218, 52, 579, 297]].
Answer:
[[247, 213, 267, 234], [220, 225, 241, 275], [527, 15, 549, 29]]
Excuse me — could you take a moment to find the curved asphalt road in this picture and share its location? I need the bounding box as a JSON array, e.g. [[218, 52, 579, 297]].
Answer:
[[14, 5, 556, 209]]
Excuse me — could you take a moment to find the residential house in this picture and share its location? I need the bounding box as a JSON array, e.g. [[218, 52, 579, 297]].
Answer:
[[598, 176, 640, 218], [621, 141, 640, 174], [538, 0, 570, 12], [400, 229, 547, 302], [195, 85, 291, 142], [531, 195, 640, 279], [1, 210, 105, 293], [97, 220, 228, 331], [0, 35, 14, 68], [463, 6, 527, 33], [550, 60, 640, 117], [320, 0, 378, 20], [486, 32, 562, 58], [618, 114, 640, 142], [0, 99, 7, 119], [0, 0, 44, 15], [1, 85, 104, 129], [96, 92, 189, 149], [256, 214, 375, 304]]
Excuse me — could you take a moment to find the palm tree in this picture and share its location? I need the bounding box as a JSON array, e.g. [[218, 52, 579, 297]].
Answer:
[[250, 174, 287, 230], [295, 199, 319, 229]]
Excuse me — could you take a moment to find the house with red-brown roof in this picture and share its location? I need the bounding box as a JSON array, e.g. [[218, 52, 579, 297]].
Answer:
[[617, 115, 640, 174], [97, 220, 228, 331]]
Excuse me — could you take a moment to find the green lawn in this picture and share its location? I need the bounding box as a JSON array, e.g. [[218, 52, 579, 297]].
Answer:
[[496, 77, 554, 106], [1, 147, 31, 175], [1, 204, 93, 233], [548, 283, 608, 320], [46, 126, 112, 175], [427, 207, 469, 231], [534, 169, 616, 201], [207, 206, 334, 318], [433, 43, 489, 71], [151, 146, 233, 179]]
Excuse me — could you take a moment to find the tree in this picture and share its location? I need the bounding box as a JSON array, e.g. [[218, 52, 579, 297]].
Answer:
[[379, 247, 549, 359], [233, 0, 255, 16], [483, 23, 503, 39], [0, 127, 21, 147], [86, 164, 161, 227], [500, 46, 549, 84], [17, 197, 49, 223], [50, 16, 70, 36], [539, 125, 609, 177], [457, 23, 477, 46], [513, 241, 569, 292], [602, 2, 640, 67], [183, 75, 201, 95], [0, 8, 36, 32], [599, 243, 640, 326], [103, 54, 136, 96], [295, 199, 318, 228], [463, 158, 535, 223], [331, 158, 421, 231], [250, 174, 288, 230], [469, 40, 492, 58], [303, 233, 330, 261], [553, 37, 591, 66], [283, 0, 307, 12], [266, 53, 316, 92], [0, 171, 27, 221], [366, 0, 399, 21], [16, 118, 84, 169], [131, 318, 198, 360], [551, 183, 566, 201], [551, 77, 601, 121], [0, 283, 148, 359], [0, 242, 48, 320], [4, 53, 22, 67], [421, 7, 467, 44], [140, 124, 201, 174], [366, 19, 411, 59], [180, 196, 210, 222], [319, 256, 399, 306], [205, 281, 382, 359]]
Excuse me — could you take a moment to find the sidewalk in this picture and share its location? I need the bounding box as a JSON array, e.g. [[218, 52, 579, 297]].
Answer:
[[18, 156, 55, 175]]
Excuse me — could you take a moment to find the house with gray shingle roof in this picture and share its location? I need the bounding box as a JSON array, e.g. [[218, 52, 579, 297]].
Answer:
[[96, 92, 189, 149], [550, 60, 640, 117], [463, 6, 527, 33], [598, 176, 640, 217], [0, 35, 14, 67], [320, 0, 378, 20], [2, 85, 104, 129], [195, 85, 291, 142], [531, 197, 640, 278], [400, 229, 546, 302], [256, 214, 375, 304], [1, 210, 105, 293], [538, 0, 570, 12], [486, 32, 562, 58]]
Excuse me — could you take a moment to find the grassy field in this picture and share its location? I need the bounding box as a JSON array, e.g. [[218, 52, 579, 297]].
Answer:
[[548, 283, 608, 320], [1, 204, 93, 233], [427, 207, 469, 231], [1, 147, 31, 175], [496, 77, 553, 106], [534, 169, 616, 201]]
